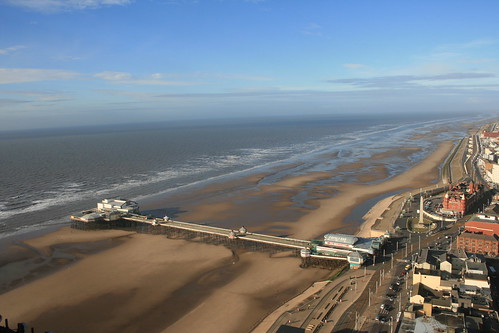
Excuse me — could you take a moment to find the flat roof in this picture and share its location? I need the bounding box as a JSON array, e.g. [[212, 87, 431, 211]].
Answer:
[[459, 232, 497, 241], [466, 214, 499, 224]]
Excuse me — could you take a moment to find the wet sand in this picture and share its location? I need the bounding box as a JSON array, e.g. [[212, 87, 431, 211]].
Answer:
[[0, 137, 456, 332], [0, 228, 329, 333]]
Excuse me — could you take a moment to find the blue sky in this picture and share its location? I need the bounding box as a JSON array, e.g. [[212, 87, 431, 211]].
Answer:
[[1, 0, 499, 131]]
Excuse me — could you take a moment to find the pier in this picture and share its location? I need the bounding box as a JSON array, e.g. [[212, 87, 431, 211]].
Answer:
[[70, 199, 355, 270], [125, 213, 311, 249]]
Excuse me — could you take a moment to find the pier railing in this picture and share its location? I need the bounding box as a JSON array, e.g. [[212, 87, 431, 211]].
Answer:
[[70, 213, 347, 270]]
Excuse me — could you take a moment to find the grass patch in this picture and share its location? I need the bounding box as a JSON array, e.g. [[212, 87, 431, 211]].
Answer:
[[407, 217, 433, 233]]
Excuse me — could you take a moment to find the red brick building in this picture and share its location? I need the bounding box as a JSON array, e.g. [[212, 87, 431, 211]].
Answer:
[[443, 192, 466, 215], [457, 232, 499, 256], [456, 214, 499, 256], [466, 217, 499, 236], [441, 181, 482, 217], [481, 130, 499, 139]]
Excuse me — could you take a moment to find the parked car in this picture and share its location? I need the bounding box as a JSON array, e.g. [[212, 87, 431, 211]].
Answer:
[[380, 303, 392, 311], [389, 283, 400, 291]]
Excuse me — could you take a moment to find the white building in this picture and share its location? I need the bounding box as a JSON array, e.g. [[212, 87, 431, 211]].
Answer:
[[97, 198, 139, 214]]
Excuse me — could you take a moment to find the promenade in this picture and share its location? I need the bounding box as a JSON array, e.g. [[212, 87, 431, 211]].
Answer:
[[255, 129, 477, 332]]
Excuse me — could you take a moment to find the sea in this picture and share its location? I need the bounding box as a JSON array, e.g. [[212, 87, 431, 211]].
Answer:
[[0, 112, 492, 240]]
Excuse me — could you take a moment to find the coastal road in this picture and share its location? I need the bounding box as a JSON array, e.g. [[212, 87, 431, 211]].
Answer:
[[331, 257, 406, 333], [330, 222, 460, 333]]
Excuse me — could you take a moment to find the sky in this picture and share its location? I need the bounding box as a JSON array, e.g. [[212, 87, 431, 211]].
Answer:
[[1, 0, 499, 131]]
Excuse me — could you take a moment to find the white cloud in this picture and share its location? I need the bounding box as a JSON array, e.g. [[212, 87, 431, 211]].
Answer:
[[0, 68, 80, 84], [410, 38, 499, 75], [302, 23, 323, 36], [94, 71, 199, 86], [328, 72, 496, 89], [343, 64, 365, 69], [94, 71, 134, 81], [53, 55, 84, 61], [3, 0, 132, 13], [437, 38, 497, 51], [0, 45, 27, 55], [94, 71, 274, 85], [180, 72, 275, 82], [1, 90, 71, 102]]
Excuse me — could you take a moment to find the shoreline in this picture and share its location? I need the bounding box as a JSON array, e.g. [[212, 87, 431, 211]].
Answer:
[[285, 140, 454, 240], [0, 134, 461, 332], [251, 140, 457, 332], [355, 140, 456, 238]]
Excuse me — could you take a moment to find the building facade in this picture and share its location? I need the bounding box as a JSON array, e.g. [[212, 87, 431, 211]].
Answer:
[[441, 181, 483, 217], [457, 232, 499, 256]]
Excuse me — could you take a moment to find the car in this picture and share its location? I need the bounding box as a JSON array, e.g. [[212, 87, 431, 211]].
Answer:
[[375, 314, 388, 322], [389, 283, 400, 290], [381, 303, 392, 311]]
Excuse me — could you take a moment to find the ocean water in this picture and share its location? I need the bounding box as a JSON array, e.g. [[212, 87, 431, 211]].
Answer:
[[0, 113, 489, 239]]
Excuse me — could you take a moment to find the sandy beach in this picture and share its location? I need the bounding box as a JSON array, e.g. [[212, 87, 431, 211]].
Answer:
[[0, 137, 457, 332], [0, 228, 329, 333]]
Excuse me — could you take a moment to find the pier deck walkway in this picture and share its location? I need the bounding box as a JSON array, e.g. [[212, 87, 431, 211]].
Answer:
[[123, 214, 311, 250]]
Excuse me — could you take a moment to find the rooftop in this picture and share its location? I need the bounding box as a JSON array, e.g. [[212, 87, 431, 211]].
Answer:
[[466, 213, 499, 224], [459, 232, 498, 241]]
